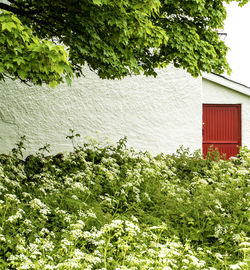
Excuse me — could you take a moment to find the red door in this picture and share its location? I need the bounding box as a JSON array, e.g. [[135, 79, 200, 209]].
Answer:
[[202, 104, 241, 159]]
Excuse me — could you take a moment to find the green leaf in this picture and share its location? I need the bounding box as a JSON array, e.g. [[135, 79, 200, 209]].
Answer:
[[0, 0, 248, 85], [92, 0, 103, 6], [1, 21, 14, 31]]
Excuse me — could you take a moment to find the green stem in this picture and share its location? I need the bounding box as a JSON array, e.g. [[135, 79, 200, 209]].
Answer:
[[1, 201, 9, 229], [104, 237, 111, 269]]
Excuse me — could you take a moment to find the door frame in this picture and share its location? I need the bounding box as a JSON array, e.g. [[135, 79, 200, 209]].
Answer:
[[202, 104, 242, 157]]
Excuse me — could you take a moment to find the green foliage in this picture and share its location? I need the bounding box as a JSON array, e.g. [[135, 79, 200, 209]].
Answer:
[[0, 0, 248, 85], [0, 11, 73, 87], [0, 138, 249, 269]]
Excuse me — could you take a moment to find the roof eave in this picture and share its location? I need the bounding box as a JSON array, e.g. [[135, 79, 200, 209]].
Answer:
[[202, 73, 250, 97]]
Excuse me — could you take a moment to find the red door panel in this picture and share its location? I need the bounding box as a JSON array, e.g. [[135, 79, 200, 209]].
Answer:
[[202, 104, 241, 159]]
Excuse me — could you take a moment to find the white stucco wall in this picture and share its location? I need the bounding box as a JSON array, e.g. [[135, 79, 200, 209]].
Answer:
[[0, 65, 202, 155], [202, 78, 250, 148]]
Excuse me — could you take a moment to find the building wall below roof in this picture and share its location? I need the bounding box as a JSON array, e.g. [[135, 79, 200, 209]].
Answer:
[[202, 79, 250, 148], [0, 66, 202, 156]]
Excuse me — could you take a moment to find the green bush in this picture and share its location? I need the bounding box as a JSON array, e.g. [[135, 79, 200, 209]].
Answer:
[[0, 137, 249, 269]]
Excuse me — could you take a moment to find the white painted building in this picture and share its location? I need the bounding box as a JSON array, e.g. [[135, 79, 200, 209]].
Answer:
[[0, 65, 249, 157]]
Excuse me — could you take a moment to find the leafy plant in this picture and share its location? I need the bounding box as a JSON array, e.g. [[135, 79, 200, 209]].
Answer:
[[0, 0, 248, 85], [0, 137, 249, 269], [0, 11, 72, 86], [11, 135, 26, 159]]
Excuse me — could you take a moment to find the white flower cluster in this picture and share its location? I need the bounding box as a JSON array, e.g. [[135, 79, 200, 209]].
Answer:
[[29, 198, 51, 218], [0, 143, 249, 269], [7, 208, 25, 223], [4, 193, 20, 204]]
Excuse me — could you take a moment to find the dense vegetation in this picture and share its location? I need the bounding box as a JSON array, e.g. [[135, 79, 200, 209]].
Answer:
[[0, 136, 249, 269], [0, 0, 248, 85]]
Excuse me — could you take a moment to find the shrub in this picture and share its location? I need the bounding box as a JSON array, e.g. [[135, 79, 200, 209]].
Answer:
[[0, 137, 249, 269]]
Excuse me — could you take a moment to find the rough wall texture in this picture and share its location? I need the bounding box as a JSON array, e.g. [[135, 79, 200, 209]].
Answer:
[[202, 79, 250, 148], [0, 66, 202, 155]]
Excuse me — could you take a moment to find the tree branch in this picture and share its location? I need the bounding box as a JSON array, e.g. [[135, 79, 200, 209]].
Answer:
[[0, 2, 18, 13], [5, 0, 19, 4], [3, 72, 32, 86], [0, 2, 37, 15]]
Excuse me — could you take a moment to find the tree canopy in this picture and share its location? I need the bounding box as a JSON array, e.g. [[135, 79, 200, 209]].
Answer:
[[0, 0, 248, 86]]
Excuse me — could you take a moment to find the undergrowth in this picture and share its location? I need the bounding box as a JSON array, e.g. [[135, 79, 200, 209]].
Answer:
[[0, 135, 249, 269]]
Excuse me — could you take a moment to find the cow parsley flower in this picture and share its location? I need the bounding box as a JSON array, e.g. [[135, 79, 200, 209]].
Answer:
[[87, 209, 97, 219], [4, 193, 20, 203], [229, 264, 241, 269]]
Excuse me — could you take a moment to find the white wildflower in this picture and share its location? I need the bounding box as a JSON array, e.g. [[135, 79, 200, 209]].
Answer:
[[73, 249, 85, 260], [7, 208, 25, 223], [215, 253, 223, 261], [39, 228, 50, 236], [4, 193, 20, 203], [233, 234, 241, 242], [0, 185, 8, 191], [72, 182, 89, 193], [64, 214, 72, 223], [0, 234, 5, 242], [24, 219, 33, 226], [239, 241, 250, 247], [30, 198, 51, 216], [72, 195, 78, 200], [131, 215, 138, 222], [70, 229, 83, 239], [229, 264, 241, 269], [41, 239, 54, 252], [125, 220, 140, 236], [87, 209, 97, 219], [78, 210, 86, 218]]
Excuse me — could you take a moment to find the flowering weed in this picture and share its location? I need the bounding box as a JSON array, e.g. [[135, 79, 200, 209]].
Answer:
[[0, 138, 249, 269]]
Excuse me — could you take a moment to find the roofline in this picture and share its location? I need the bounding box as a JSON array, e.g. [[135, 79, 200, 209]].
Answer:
[[202, 73, 250, 97]]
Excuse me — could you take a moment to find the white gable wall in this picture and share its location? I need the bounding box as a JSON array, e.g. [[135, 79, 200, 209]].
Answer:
[[0, 66, 202, 155], [202, 78, 250, 148]]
